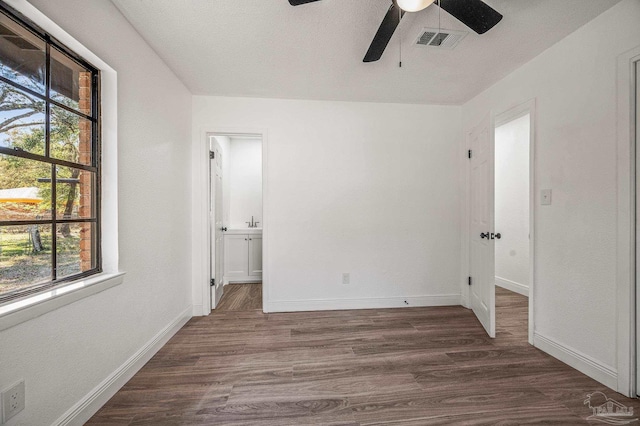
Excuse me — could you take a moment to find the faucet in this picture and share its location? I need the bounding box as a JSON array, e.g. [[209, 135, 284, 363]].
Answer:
[[246, 216, 260, 228]]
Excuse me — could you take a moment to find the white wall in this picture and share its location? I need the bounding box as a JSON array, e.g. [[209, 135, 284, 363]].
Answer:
[[462, 0, 640, 390], [0, 1, 193, 424], [229, 138, 262, 229], [494, 114, 529, 295], [193, 97, 462, 311]]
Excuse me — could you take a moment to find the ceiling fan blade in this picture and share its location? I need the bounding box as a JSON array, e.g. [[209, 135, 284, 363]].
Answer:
[[363, 3, 405, 63], [437, 0, 502, 34], [288, 0, 321, 5]]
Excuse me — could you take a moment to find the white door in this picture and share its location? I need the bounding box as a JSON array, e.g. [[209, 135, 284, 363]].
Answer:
[[248, 236, 263, 276], [469, 114, 496, 337], [210, 140, 224, 308], [224, 235, 250, 279]]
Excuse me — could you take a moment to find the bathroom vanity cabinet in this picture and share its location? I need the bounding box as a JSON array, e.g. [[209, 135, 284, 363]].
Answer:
[[223, 229, 262, 284]]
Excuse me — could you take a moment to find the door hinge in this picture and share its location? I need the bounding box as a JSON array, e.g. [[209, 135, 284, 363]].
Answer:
[[209, 151, 215, 159], [468, 276, 472, 286], [468, 150, 472, 159], [210, 278, 215, 287]]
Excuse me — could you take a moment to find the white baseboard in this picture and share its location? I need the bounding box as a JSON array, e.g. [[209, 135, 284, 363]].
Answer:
[[460, 294, 470, 309], [192, 303, 204, 316], [53, 306, 192, 426], [533, 332, 617, 390], [265, 294, 461, 313], [495, 276, 529, 297], [214, 284, 224, 308]]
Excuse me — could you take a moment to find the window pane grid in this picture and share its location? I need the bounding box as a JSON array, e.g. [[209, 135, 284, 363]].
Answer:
[[0, 147, 97, 172], [0, 219, 97, 226], [0, 76, 97, 122], [0, 4, 100, 302]]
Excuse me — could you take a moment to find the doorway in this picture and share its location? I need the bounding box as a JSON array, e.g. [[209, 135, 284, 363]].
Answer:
[[494, 111, 531, 341], [467, 100, 535, 343], [208, 133, 263, 312]]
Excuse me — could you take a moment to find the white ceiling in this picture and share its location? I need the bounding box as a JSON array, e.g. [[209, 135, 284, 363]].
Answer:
[[112, 0, 622, 105]]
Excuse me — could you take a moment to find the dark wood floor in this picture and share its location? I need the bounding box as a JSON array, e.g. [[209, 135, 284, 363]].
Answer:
[[216, 283, 262, 312], [88, 287, 639, 425]]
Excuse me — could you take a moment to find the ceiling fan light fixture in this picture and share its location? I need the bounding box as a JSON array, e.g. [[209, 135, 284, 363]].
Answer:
[[395, 0, 435, 13]]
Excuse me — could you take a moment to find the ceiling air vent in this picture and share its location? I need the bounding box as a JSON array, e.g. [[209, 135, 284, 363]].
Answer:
[[415, 28, 468, 50]]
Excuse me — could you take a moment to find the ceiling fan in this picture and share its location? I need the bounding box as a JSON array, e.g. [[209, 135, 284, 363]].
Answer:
[[288, 0, 503, 62]]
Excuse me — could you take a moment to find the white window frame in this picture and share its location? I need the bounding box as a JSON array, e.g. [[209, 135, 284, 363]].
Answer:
[[0, 0, 123, 331]]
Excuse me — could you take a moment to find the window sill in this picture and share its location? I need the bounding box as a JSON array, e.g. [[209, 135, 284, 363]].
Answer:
[[0, 272, 125, 331]]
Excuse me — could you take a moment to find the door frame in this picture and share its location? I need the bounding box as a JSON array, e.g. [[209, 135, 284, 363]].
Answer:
[[192, 126, 269, 315], [493, 99, 536, 344], [617, 46, 640, 397], [463, 98, 536, 345], [635, 55, 640, 398]]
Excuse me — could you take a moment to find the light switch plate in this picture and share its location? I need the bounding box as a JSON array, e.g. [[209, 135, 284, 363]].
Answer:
[[541, 189, 552, 205]]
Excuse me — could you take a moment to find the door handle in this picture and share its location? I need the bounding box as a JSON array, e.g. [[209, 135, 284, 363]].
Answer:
[[221, 227, 227, 232], [480, 232, 490, 239], [491, 232, 501, 240]]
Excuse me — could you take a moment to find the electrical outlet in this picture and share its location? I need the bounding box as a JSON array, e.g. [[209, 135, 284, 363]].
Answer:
[[2, 380, 25, 423], [342, 273, 350, 285]]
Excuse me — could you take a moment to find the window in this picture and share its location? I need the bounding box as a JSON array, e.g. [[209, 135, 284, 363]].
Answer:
[[0, 3, 100, 305]]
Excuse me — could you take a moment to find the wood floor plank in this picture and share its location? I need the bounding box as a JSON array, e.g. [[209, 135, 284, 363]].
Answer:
[[412, 360, 569, 391], [87, 288, 638, 425], [128, 409, 359, 426], [349, 388, 565, 425], [97, 384, 231, 417], [444, 346, 549, 366], [360, 404, 587, 425], [216, 283, 262, 311]]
